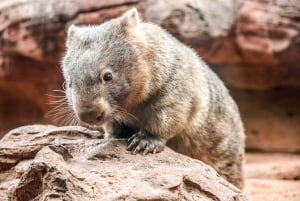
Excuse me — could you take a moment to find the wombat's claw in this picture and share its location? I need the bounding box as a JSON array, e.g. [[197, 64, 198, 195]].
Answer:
[[127, 131, 166, 155]]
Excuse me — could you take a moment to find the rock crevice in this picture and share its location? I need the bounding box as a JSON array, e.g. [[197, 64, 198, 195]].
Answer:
[[0, 125, 248, 201]]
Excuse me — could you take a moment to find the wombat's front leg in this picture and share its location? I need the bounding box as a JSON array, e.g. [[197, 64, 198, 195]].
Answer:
[[127, 131, 166, 155]]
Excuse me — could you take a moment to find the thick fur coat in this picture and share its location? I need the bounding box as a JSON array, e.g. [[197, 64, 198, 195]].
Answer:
[[62, 9, 245, 188]]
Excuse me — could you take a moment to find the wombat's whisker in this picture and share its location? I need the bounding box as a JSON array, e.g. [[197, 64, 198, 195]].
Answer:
[[47, 92, 78, 126], [48, 102, 69, 112], [48, 99, 68, 105], [47, 95, 67, 98], [52, 89, 66, 93]]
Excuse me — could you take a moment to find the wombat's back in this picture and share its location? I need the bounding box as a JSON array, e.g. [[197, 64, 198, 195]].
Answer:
[[134, 20, 245, 188]]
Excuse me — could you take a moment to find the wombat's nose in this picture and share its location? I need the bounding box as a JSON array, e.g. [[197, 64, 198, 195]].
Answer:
[[78, 107, 105, 124]]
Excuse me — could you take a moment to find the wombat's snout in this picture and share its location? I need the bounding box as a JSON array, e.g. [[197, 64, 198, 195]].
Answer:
[[78, 107, 106, 124]]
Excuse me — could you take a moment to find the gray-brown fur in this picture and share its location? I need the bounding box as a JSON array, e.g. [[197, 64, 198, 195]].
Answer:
[[61, 9, 245, 189]]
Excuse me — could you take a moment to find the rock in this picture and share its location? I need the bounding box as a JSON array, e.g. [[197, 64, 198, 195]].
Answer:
[[0, 0, 300, 153], [0, 56, 64, 137], [0, 125, 248, 201], [236, 0, 300, 64], [142, 0, 240, 47], [230, 87, 300, 153], [244, 153, 300, 201], [243, 0, 300, 90], [245, 153, 300, 180], [245, 179, 300, 201], [142, 0, 300, 90], [0, 0, 140, 62], [212, 0, 300, 90]]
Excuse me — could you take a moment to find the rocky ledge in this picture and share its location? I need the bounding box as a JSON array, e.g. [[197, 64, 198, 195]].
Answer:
[[0, 125, 247, 201]]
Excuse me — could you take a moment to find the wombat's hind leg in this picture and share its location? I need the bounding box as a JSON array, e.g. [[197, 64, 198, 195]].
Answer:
[[127, 131, 166, 155]]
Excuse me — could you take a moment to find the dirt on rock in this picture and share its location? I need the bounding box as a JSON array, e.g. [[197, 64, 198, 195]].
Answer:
[[0, 125, 247, 201], [244, 153, 300, 201], [1, 125, 299, 201]]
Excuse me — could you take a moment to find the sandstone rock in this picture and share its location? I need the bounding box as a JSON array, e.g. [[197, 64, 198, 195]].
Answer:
[[0, 125, 248, 201], [2, 0, 299, 89], [0, 56, 64, 137], [142, 0, 300, 90], [245, 153, 300, 180], [246, 179, 300, 201], [142, 0, 240, 47], [236, 0, 300, 64], [230, 87, 300, 153], [244, 153, 300, 201], [0, 0, 300, 153], [0, 0, 140, 62], [214, 0, 300, 90]]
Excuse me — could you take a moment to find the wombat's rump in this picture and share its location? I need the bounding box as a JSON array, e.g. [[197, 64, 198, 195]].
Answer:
[[61, 8, 245, 188]]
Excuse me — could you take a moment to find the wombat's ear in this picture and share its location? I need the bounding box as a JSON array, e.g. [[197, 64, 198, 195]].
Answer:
[[120, 8, 140, 28]]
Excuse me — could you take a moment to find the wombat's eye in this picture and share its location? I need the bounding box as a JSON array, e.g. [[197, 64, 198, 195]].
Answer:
[[103, 72, 112, 82]]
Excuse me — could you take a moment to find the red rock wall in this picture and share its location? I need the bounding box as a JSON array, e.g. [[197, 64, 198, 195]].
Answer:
[[0, 0, 299, 152], [219, 0, 300, 90]]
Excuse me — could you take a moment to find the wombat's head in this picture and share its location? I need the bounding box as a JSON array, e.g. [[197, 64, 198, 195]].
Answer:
[[61, 8, 150, 128]]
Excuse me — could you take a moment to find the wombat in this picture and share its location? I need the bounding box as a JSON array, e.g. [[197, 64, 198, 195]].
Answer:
[[61, 8, 245, 189]]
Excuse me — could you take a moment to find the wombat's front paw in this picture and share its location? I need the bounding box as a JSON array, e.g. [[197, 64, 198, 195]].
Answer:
[[127, 131, 166, 155]]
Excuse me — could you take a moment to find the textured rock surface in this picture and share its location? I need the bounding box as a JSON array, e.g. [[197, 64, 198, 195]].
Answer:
[[0, 0, 299, 153], [214, 0, 300, 90], [0, 0, 140, 62], [245, 153, 300, 180], [144, 0, 300, 90], [0, 56, 64, 136], [0, 125, 248, 201], [142, 0, 240, 47], [230, 87, 300, 153], [246, 179, 300, 201], [244, 153, 300, 201]]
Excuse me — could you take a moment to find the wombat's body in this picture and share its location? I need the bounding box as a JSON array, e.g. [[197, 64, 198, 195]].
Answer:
[[62, 9, 245, 188]]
